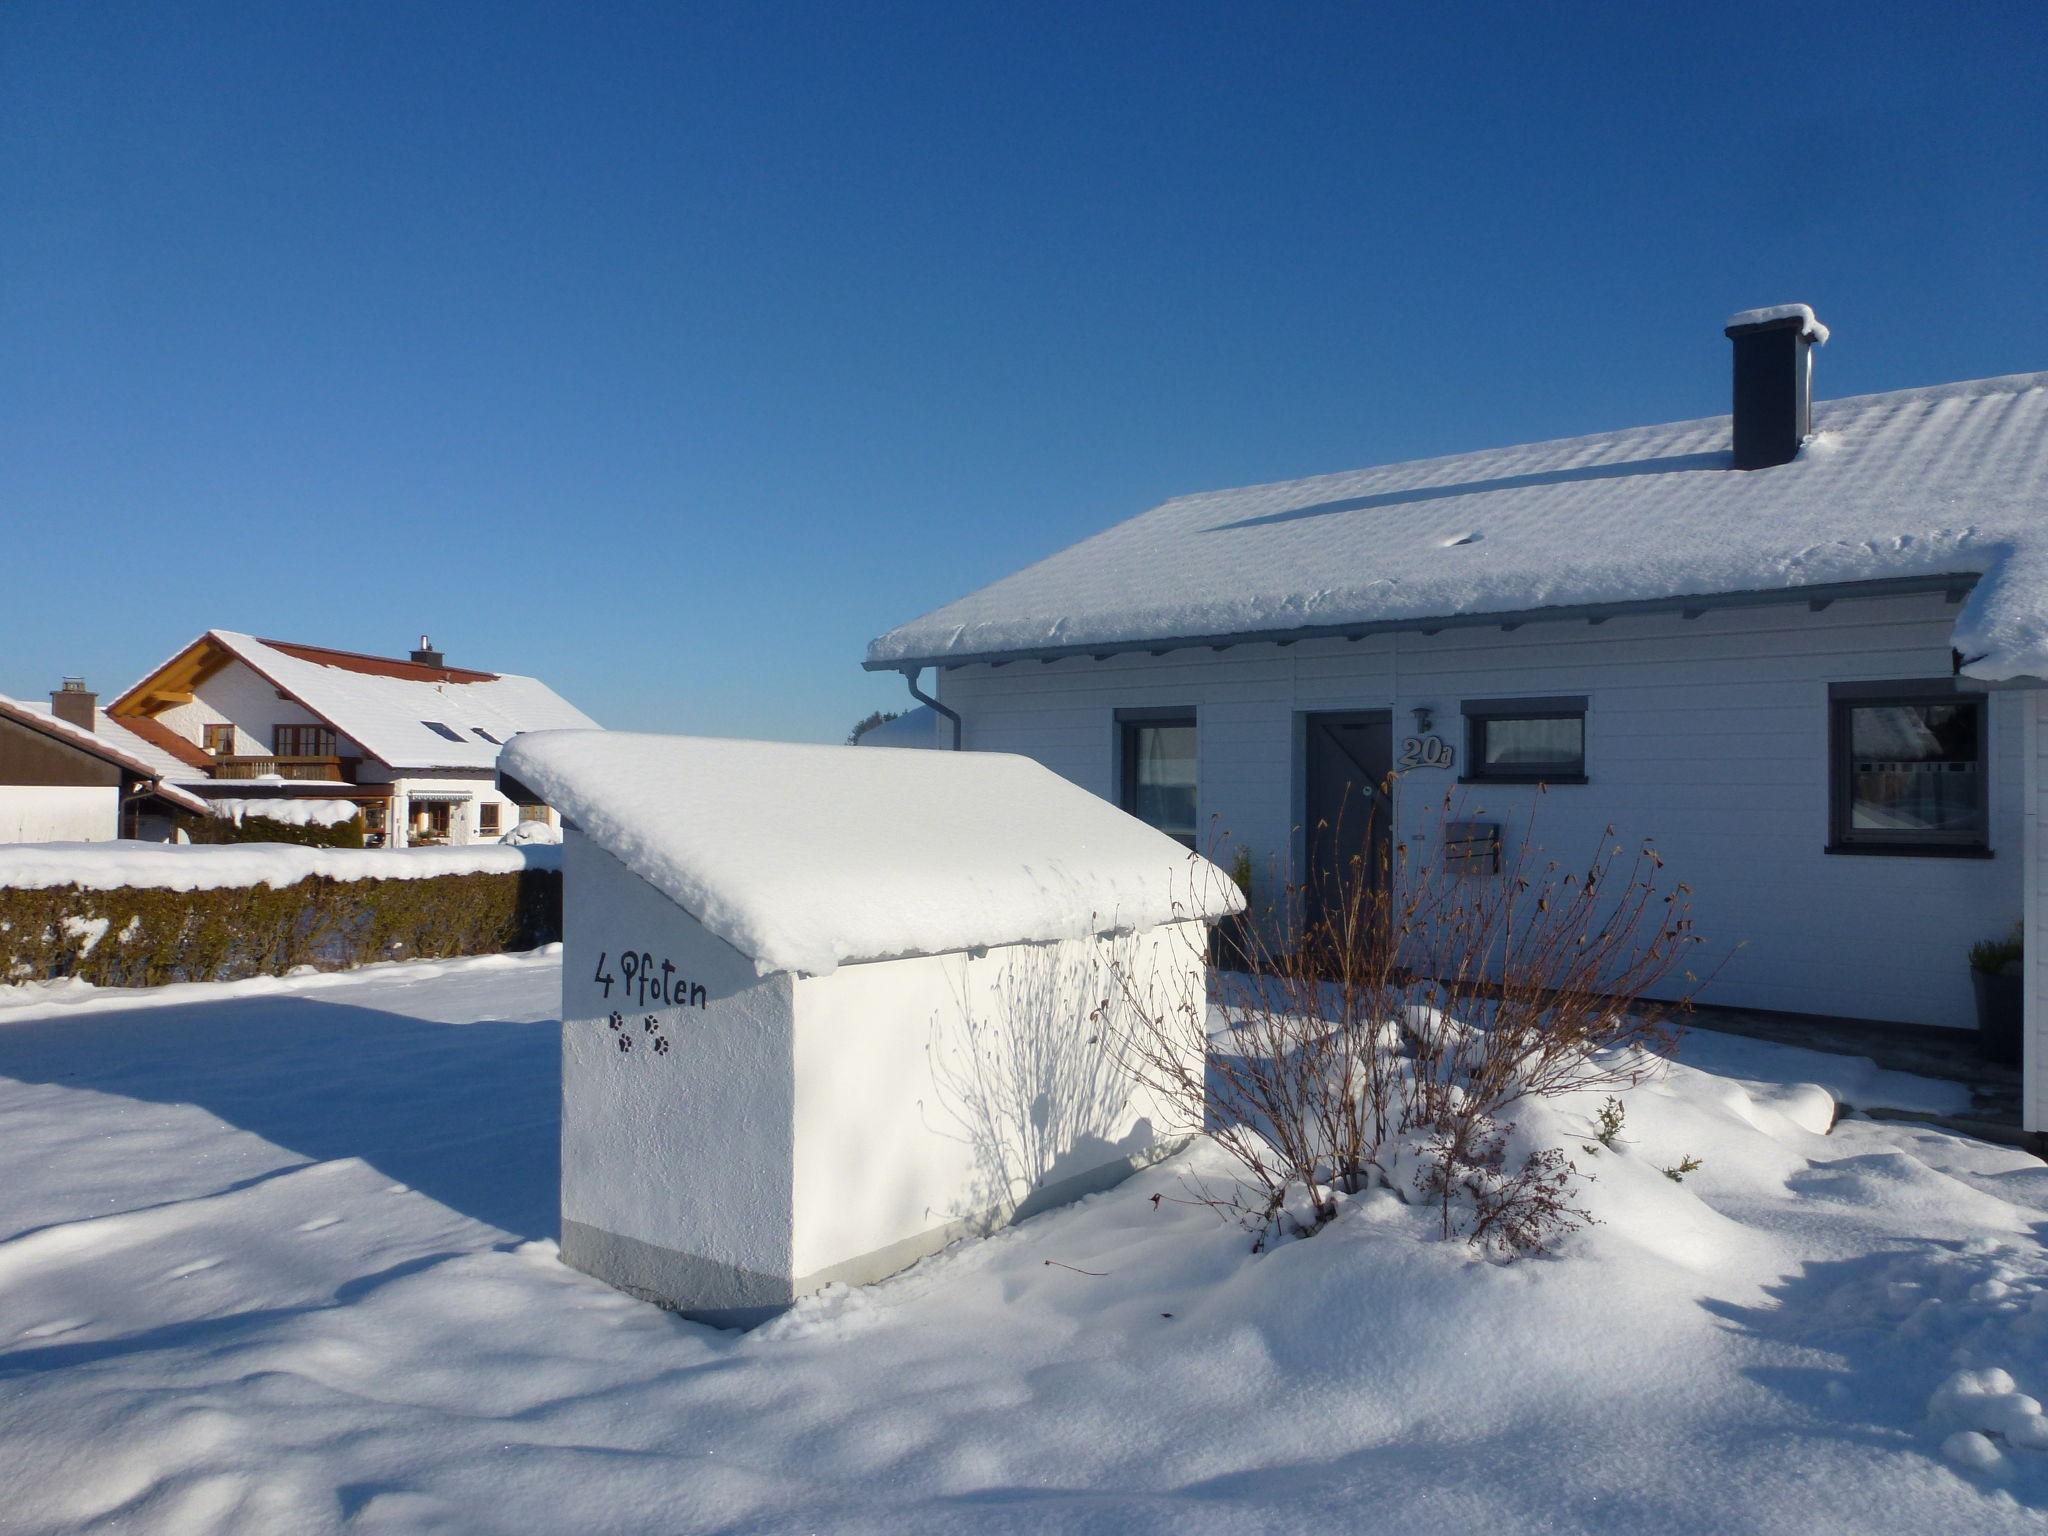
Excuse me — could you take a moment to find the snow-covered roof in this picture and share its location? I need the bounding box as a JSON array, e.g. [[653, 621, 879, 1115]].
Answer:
[[0, 694, 210, 814], [16, 703, 210, 785], [867, 373, 2048, 682], [500, 730, 1242, 976], [115, 632, 599, 771]]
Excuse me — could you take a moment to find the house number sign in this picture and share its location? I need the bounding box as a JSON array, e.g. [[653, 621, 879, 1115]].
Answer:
[[1397, 734, 1456, 771]]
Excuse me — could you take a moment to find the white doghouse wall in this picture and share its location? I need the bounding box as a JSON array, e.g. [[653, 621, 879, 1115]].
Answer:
[[557, 828, 1206, 1325]]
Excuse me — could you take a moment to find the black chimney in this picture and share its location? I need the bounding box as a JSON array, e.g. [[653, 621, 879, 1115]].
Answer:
[[50, 677, 96, 732], [409, 634, 445, 668], [1724, 304, 1827, 470]]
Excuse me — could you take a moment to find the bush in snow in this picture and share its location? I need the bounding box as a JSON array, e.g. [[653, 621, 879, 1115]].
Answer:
[[0, 868, 559, 987], [179, 804, 366, 850], [1099, 792, 1704, 1257]]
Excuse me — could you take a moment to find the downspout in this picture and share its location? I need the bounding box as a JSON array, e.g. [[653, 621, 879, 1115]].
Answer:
[[901, 667, 962, 751]]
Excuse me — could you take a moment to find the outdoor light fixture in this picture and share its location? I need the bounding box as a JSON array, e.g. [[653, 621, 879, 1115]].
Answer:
[[1412, 706, 1434, 734]]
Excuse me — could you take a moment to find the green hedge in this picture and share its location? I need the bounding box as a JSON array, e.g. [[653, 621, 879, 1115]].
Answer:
[[1, 870, 561, 988], [175, 810, 367, 849]]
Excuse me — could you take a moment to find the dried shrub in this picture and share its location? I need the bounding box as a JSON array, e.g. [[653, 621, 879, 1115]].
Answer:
[[1101, 788, 1707, 1257]]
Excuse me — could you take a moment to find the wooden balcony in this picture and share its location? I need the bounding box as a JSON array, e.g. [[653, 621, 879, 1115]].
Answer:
[[210, 755, 360, 783]]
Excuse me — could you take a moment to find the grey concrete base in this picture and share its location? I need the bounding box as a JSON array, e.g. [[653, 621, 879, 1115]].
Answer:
[[562, 1136, 1192, 1329]]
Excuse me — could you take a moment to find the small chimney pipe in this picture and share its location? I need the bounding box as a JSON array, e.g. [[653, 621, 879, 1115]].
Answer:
[[50, 678, 97, 733], [1724, 304, 1827, 470], [410, 634, 446, 668]]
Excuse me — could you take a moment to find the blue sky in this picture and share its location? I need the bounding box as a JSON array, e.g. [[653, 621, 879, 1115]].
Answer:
[[4, 2, 2042, 741]]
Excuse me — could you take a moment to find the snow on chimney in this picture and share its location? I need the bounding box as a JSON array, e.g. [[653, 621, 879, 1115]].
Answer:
[[50, 677, 96, 732], [410, 634, 446, 668], [1724, 303, 1828, 471]]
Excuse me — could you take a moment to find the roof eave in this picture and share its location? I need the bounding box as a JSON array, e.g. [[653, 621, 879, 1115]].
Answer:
[[864, 572, 1983, 673]]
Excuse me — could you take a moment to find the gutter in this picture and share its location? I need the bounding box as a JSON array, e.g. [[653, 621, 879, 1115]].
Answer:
[[900, 669, 963, 750], [862, 572, 1981, 674]]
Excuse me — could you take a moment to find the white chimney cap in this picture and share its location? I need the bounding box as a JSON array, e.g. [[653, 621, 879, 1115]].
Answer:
[[1724, 303, 1829, 344]]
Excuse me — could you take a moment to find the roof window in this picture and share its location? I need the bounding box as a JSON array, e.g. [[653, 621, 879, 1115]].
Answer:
[[422, 721, 464, 742], [472, 728, 501, 744]]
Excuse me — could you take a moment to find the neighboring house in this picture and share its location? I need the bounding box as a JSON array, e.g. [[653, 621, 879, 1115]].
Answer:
[[866, 306, 2048, 1124], [0, 681, 208, 842], [104, 632, 597, 846]]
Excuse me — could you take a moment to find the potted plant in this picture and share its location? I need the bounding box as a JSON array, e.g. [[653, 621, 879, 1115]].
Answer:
[[1968, 923, 2025, 1066]]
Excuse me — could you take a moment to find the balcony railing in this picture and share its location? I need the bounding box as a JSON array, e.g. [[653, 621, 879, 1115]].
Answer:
[[210, 755, 360, 783]]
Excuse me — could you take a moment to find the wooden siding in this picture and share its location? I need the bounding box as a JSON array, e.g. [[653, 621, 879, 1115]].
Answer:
[[937, 590, 2023, 1031]]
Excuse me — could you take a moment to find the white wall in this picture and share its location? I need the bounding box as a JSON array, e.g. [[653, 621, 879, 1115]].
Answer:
[[558, 831, 797, 1310], [155, 659, 364, 760], [938, 591, 2023, 1030], [385, 773, 528, 846], [788, 919, 1206, 1286], [0, 785, 119, 843]]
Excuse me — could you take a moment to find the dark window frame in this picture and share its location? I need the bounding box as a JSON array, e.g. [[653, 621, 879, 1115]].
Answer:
[[477, 801, 502, 835], [272, 723, 337, 758], [202, 723, 236, 756], [1459, 695, 1588, 785], [1827, 679, 1991, 858], [422, 720, 465, 743], [1116, 707, 1199, 850]]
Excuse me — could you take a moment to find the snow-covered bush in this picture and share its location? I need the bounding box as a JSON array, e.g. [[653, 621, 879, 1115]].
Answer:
[[499, 818, 562, 846], [1100, 792, 1705, 1256]]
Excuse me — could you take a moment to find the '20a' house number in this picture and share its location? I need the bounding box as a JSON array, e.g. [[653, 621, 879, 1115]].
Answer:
[[1396, 734, 1456, 770]]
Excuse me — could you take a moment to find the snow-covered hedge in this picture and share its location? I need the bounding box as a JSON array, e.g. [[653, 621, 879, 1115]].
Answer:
[[0, 844, 562, 987]]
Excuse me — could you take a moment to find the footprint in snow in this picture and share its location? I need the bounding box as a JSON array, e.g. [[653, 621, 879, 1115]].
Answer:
[[296, 1216, 344, 1234], [165, 1257, 223, 1280]]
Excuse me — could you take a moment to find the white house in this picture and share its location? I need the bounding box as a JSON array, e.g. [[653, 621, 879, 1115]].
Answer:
[[103, 631, 597, 845], [499, 729, 1239, 1326], [865, 307, 2048, 1127], [0, 683, 208, 843]]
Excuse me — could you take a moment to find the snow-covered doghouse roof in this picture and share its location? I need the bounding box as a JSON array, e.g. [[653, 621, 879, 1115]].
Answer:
[[111, 632, 598, 771], [866, 372, 2048, 682], [499, 730, 1244, 976]]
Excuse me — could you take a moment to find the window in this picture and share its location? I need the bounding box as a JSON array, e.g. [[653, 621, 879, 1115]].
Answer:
[[518, 804, 550, 825], [1829, 682, 1988, 856], [203, 723, 235, 755], [472, 728, 501, 745], [1118, 711, 1197, 848], [1462, 697, 1587, 783], [478, 802, 502, 835], [422, 721, 464, 742], [273, 724, 336, 757]]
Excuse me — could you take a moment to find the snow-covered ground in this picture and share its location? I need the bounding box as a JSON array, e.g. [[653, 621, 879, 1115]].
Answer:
[[3, 953, 2047, 1534]]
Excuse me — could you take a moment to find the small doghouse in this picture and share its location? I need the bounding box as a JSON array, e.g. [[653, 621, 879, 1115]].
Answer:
[[501, 731, 1241, 1327]]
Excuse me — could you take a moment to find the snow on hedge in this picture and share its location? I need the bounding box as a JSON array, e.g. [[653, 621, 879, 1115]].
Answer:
[[209, 798, 362, 829], [868, 372, 2048, 682], [2, 953, 2044, 1533], [0, 840, 561, 892], [501, 730, 1241, 975]]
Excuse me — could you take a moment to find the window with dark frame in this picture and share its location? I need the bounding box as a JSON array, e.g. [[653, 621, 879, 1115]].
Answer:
[[518, 803, 549, 825], [202, 723, 235, 756], [1461, 697, 1587, 784], [1828, 682, 1988, 856], [272, 724, 336, 758], [478, 802, 502, 835], [1118, 711, 1198, 849]]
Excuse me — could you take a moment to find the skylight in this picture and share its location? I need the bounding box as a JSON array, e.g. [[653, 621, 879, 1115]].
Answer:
[[422, 721, 464, 742], [472, 728, 501, 744]]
